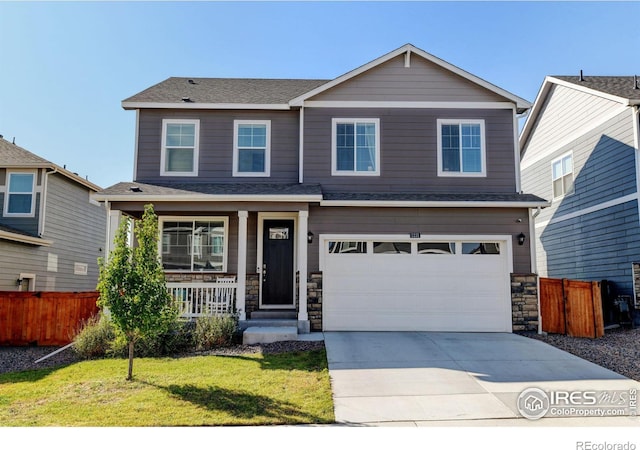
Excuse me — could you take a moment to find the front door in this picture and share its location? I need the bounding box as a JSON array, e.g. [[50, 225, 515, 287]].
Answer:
[[262, 220, 295, 307]]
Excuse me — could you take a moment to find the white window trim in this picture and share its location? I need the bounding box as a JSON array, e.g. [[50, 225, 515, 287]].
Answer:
[[3, 170, 36, 217], [158, 216, 228, 272], [160, 119, 200, 177], [437, 119, 486, 177], [551, 151, 574, 200], [331, 118, 381, 176], [232, 120, 271, 177]]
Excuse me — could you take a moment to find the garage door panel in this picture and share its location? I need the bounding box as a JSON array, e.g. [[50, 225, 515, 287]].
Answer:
[[323, 236, 511, 332]]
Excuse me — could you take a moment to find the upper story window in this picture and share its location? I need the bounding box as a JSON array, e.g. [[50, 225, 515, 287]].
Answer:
[[160, 217, 228, 272], [233, 120, 270, 177], [332, 118, 380, 176], [4, 172, 35, 217], [161, 119, 199, 176], [437, 119, 486, 177], [552, 153, 574, 198]]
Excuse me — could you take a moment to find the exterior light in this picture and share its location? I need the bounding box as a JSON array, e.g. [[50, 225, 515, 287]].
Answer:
[[518, 232, 526, 246]]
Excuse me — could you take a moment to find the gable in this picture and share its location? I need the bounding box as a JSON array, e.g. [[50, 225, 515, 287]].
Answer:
[[521, 83, 626, 168], [309, 53, 508, 104]]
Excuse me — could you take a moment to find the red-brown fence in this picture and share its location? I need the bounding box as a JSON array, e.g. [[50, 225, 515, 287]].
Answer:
[[0, 291, 99, 346], [539, 278, 604, 338]]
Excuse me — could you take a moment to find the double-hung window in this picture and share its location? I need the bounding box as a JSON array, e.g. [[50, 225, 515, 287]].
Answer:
[[332, 118, 380, 176], [437, 119, 486, 177], [4, 172, 35, 217], [161, 119, 199, 176], [233, 120, 270, 176], [160, 217, 228, 272], [552, 153, 574, 198]]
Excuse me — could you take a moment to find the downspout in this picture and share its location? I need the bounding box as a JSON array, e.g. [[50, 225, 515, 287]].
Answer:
[[632, 106, 640, 229], [39, 167, 59, 237], [530, 206, 542, 334], [513, 108, 529, 194], [298, 106, 304, 184]]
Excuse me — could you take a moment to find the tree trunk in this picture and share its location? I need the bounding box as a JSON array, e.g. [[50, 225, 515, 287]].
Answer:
[[127, 340, 134, 381]]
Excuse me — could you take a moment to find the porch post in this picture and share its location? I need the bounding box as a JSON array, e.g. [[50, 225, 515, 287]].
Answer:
[[297, 210, 309, 327], [237, 211, 248, 321]]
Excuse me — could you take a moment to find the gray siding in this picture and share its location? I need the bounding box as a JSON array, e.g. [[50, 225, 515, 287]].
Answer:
[[136, 110, 300, 184], [311, 54, 507, 103], [522, 84, 623, 162], [307, 206, 532, 273], [304, 108, 517, 193], [537, 201, 640, 295], [0, 174, 107, 292], [523, 109, 637, 224]]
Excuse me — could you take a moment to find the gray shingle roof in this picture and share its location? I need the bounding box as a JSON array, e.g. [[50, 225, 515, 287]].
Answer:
[[553, 76, 640, 102], [323, 192, 548, 204], [97, 181, 323, 197], [123, 78, 329, 105], [0, 137, 51, 166], [0, 222, 38, 238]]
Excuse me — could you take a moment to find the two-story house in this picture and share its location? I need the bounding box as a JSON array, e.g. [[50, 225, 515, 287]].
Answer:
[[0, 137, 107, 291], [96, 44, 547, 335], [520, 74, 640, 323]]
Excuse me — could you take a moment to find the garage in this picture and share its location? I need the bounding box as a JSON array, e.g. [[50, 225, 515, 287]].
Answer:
[[321, 235, 513, 332]]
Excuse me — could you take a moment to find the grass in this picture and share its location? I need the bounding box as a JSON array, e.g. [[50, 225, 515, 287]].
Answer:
[[0, 349, 334, 426]]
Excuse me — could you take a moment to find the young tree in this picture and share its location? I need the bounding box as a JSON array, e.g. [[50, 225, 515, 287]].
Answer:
[[97, 204, 177, 380]]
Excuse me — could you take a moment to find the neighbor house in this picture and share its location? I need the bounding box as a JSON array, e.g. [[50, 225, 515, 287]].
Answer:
[[95, 44, 547, 336], [520, 74, 640, 318], [0, 137, 107, 291]]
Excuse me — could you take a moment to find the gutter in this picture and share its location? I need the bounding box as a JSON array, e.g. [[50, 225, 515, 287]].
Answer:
[[320, 200, 550, 208], [0, 229, 53, 246]]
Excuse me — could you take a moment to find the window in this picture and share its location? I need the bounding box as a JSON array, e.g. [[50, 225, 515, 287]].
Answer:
[[160, 218, 227, 272], [4, 172, 35, 216], [373, 242, 411, 254], [161, 119, 199, 176], [332, 118, 380, 175], [233, 120, 270, 176], [462, 242, 501, 255], [437, 119, 486, 176], [552, 153, 574, 198], [418, 242, 455, 254], [328, 241, 367, 254]]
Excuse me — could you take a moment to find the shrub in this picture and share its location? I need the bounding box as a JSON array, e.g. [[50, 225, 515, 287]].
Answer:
[[73, 314, 116, 359], [109, 319, 194, 358], [193, 313, 239, 351]]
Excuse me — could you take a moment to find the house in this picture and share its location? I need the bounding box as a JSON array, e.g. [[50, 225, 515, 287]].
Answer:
[[520, 74, 640, 322], [95, 44, 547, 336], [0, 137, 107, 291]]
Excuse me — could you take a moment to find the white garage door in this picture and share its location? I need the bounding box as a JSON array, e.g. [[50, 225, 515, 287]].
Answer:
[[322, 236, 512, 332]]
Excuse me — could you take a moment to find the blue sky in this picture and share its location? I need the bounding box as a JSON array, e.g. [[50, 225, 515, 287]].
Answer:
[[1, 1, 639, 189]]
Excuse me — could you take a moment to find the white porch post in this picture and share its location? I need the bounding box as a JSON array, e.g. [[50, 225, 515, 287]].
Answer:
[[237, 211, 248, 321], [297, 210, 309, 328]]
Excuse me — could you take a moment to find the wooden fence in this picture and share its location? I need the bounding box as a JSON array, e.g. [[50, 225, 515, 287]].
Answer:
[[539, 278, 604, 338], [0, 291, 99, 346]]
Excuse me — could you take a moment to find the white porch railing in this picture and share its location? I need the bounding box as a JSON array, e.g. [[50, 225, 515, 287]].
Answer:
[[167, 278, 237, 319]]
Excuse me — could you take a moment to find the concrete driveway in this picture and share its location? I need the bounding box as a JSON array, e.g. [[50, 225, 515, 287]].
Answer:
[[324, 332, 640, 426]]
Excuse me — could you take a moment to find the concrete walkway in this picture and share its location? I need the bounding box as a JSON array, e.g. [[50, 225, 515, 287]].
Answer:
[[323, 332, 640, 426]]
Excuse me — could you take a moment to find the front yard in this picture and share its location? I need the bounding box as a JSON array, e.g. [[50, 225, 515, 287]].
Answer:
[[0, 348, 334, 426]]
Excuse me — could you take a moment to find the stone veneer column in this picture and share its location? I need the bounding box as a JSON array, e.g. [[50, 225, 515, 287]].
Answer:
[[237, 211, 248, 321], [297, 210, 309, 331]]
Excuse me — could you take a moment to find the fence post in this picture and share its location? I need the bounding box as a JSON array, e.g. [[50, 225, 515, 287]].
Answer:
[[591, 281, 604, 338]]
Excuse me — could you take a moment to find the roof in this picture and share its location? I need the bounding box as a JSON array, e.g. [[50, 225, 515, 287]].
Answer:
[[552, 76, 640, 103], [520, 75, 640, 151], [96, 181, 548, 208], [122, 44, 531, 113], [94, 181, 324, 202], [0, 222, 52, 246], [0, 137, 102, 191], [122, 78, 328, 110]]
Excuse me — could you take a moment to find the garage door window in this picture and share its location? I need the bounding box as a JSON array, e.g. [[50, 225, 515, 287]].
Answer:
[[329, 241, 367, 254], [373, 242, 411, 254], [418, 242, 455, 254], [462, 242, 500, 255]]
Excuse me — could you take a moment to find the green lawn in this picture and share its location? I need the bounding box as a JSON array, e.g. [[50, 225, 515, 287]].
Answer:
[[0, 349, 334, 426]]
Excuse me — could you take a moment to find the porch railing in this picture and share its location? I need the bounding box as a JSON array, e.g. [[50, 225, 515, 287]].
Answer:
[[167, 279, 237, 319]]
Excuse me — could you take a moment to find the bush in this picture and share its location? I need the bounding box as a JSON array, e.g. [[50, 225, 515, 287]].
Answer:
[[73, 314, 116, 359], [109, 319, 194, 358], [193, 313, 239, 351]]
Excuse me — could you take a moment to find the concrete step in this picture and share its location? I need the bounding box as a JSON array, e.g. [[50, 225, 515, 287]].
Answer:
[[251, 310, 297, 320], [242, 326, 298, 345], [241, 318, 298, 328]]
